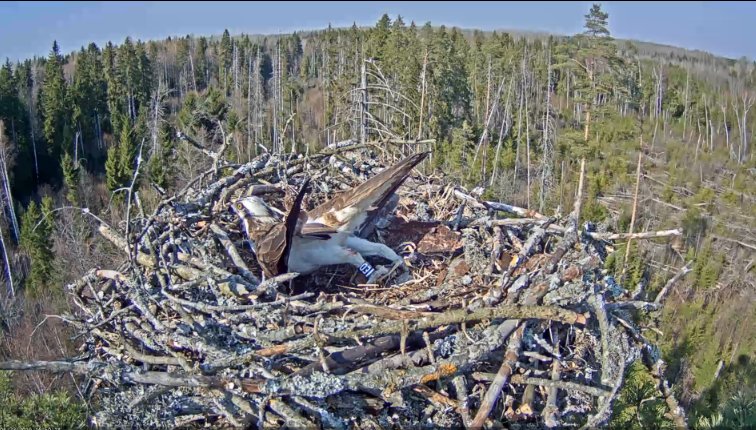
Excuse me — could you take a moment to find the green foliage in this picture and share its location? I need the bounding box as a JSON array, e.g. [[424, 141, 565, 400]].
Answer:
[[624, 241, 647, 287], [0, 9, 753, 425], [219, 29, 232, 93], [61, 151, 79, 205], [0, 371, 87, 429], [691, 239, 724, 290], [445, 120, 477, 186], [19, 200, 55, 297], [693, 355, 756, 429], [609, 361, 674, 429], [603, 241, 646, 286], [41, 41, 69, 163], [105, 144, 120, 192], [582, 200, 609, 223], [681, 207, 708, 250], [147, 120, 175, 189], [105, 121, 136, 193]]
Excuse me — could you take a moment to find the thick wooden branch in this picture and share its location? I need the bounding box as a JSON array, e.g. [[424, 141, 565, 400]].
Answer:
[[209, 223, 260, 285], [654, 262, 693, 304], [471, 325, 524, 429], [510, 374, 611, 398], [255, 304, 587, 357], [587, 228, 683, 241]]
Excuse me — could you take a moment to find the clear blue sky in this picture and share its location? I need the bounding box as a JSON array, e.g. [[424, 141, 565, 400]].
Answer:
[[1, 1, 754, 62]]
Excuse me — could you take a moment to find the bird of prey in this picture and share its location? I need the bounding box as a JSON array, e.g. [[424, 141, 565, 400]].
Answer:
[[231, 177, 311, 279], [231, 151, 429, 283]]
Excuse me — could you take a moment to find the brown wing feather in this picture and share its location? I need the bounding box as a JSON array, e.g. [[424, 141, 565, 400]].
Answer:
[[279, 178, 311, 274], [255, 223, 286, 278], [300, 222, 339, 239], [307, 152, 429, 231], [249, 178, 311, 277]]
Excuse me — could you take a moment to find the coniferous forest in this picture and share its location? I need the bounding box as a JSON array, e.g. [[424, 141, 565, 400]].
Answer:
[[0, 4, 754, 428]]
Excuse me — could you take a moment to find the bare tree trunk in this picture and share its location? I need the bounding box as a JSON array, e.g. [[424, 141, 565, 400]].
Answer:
[[255, 46, 263, 153], [722, 103, 731, 159], [360, 60, 368, 145], [416, 50, 428, 140], [28, 88, 39, 181], [540, 46, 553, 214], [188, 41, 197, 92], [272, 43, 280, 154], [246, 53, 252, 161], [566, 69, 571, 110], [683, 69, 689, 139], [583, 66, 594, 142], [485, 56, 492, 124], [150, 81, 162, 161], [0, 135, 19, 244], [514, 59, 524, 183], [622, 152, 643, 276], [583, 109, 591, 142], [526, 76, 531, 210], [0, 221, 13, 298], [473, 76, 505, 180], [741, 94, 754, 163], [695, 118, 702, 164], [233, 41, 239, 100], [703, 94, 711, 152], [491, 80, 513, 186]]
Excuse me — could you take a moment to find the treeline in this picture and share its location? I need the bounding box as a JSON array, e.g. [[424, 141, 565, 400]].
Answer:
[[0, 3, 754, 427]]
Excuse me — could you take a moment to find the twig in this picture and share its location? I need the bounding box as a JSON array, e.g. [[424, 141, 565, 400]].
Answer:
[[654, 262, 693, 304], [209, 223, 260, 285], [255, 304, 587, 357], [470, 324, 525, 429]]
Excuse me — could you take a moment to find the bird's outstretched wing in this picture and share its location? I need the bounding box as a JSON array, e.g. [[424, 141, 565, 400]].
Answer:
[[307, 152, 429, 233], [254, 178, 311, 277], [280, 177, 311, 273]]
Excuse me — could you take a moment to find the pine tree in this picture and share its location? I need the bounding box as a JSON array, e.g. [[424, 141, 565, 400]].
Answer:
[[571, 3, 621, 141]]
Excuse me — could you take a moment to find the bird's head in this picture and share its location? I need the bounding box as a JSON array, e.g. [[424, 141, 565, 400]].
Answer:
[[230, 196, 279, 223]]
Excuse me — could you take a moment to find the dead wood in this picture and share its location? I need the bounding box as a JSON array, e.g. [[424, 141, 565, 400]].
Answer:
[[5, 145, 683, 429]]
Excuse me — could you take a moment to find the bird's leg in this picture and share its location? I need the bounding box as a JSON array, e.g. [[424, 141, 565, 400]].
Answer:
[[344, 236, 405, 266], [335, 247, 390, 284], [344, 236, 409, 284]]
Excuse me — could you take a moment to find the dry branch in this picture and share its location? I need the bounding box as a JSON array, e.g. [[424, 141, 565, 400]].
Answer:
[[5, 144, 679, 429]]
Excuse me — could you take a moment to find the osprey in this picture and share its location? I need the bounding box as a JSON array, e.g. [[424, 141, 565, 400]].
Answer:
[[232, 177, 312, 278], [231, 152, 429, 283]]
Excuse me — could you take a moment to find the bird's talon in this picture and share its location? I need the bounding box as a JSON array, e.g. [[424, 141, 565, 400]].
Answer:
[[367, 266, 391, 284]]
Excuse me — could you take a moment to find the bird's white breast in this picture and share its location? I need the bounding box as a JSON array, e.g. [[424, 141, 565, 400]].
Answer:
[[287, 233, 350, 274]]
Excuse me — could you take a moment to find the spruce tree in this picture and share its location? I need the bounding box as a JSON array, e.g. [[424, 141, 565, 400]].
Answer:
[[105, 143, 120, 192], [61, 151, 79, 205], [117, 121, 135, 186], [20, 200, 55, 297], [41, 41, 69, 163]]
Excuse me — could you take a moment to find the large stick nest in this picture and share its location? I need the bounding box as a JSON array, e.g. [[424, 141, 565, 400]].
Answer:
[[52, 144, 676, 429]]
